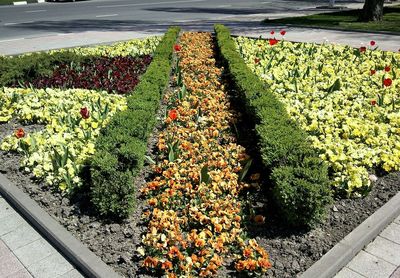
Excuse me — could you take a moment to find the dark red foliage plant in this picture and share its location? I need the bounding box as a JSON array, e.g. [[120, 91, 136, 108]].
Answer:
[[29, 55, 152, 94]]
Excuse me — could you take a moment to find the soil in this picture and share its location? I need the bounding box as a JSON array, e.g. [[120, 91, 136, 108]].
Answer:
[[1, 54, 400, 278]]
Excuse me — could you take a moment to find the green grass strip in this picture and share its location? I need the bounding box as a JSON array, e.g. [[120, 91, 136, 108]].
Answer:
[[263, 5, 400, 33], [90, 27, 181, 218], [214, 24, 332, 227]]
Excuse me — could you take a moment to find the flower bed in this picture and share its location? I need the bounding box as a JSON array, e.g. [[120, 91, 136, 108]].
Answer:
[[0, 87, 126, 192], [140, 32, 271, 277], [0, 34, 168, 202], [0, 36, 160, 88], [29, 55, 152, 94], [234, 35, 399, 197]]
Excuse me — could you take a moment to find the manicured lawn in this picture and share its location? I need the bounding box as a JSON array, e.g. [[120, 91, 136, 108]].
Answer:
[[263, 5, 400, 33], [0, 0, 15, 4]]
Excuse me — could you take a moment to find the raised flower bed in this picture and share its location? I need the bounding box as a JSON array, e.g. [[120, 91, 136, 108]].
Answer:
[[1, 24, 399, 278]]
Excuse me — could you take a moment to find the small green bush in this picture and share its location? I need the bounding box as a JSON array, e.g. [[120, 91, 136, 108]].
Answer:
[[214, 24, 332, 227], [90, 27, 181, 218]]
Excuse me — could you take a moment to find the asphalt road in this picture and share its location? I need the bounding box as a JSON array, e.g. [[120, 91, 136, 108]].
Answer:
[[0, 0, 364, 41]]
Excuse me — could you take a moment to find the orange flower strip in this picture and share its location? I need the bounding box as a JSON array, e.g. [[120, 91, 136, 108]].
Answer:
[[141, 32, 271, 276]]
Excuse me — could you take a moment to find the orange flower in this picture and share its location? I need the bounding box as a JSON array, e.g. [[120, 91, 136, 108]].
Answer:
[[254, 215, 265, 224], [258, 258, 272, 269], [246, 259, 257, 271], [161, 260, 173, 270], [243, 247, 253, 258], [15, 128, 25, 139], [235, 260, 246, 271], [143, 256, 159, 268], [168, 246, 180, 258], [168, 109, 179, 121], [214, 223, 223, 233], [148, 198, 158, 206], [195, 238, 205, 248]]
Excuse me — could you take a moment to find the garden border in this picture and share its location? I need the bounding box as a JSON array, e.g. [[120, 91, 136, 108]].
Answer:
[[0, 172, 121, 278], [300, 190, 400, 278]]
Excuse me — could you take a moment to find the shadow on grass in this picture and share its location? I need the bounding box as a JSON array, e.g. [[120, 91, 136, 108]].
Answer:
[[263, 5, 400, 33]]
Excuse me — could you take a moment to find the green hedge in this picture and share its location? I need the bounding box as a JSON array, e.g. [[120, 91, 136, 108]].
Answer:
[[90, 27, 181, 218], [214, 24, 332, 227], [0, 52, 92, 86]]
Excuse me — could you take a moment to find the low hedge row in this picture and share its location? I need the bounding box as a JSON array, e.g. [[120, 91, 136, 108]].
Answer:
[[214, 24, 332, 227], [90, 27, 181, 218], [0, 52, 93, 87]]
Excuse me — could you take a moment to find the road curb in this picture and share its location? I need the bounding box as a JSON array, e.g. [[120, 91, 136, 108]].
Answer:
[[13, 0, 45, 5], [300, 190, 400, 278], [0, 173, 121, 278]]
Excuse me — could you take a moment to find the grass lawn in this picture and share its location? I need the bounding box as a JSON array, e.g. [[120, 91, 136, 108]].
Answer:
[[0, 0, 16, 4], [263, 5, 400, 33]]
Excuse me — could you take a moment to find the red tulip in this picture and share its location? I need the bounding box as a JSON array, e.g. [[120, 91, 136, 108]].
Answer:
[[270, 30, 275, 35], [168, 109, 178, 121], [254, 58, 261, 64], [269, 38, 279, 46], [384, 66, 391, 72], [15, 128, 25, 139], [370, 69, 376, 75], [383, 78, 392, 87], [80, 107, 90, 119], [280, 30, 286, 36], [174, 44, 182, 52], [359, 46, 367, 52], [370, 99, 377, 106], [370, 40, 376, 46]]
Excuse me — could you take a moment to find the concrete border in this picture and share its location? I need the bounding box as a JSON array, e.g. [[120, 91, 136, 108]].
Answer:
[[301, 191, 400, 278], [0, 173, 121, 278]]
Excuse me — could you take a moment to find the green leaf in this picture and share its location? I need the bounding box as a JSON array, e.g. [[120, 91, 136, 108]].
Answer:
[[144, 155, 156, 165], [238, 158, 253, 182], [200, 165, 211, 185], [324, 78, 341, 96]]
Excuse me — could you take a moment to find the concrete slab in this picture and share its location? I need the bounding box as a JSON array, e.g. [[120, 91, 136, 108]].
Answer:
[[334, 267, 366, 278], [395, 216, 400, 225], [381, 223, 400, 245], [0, 252, 25, 277], [27, 252, 74, 278], [0, 212, 25, 236], [365, 236, 400, 266], [14, 238, 56, 267], [0, 239, 11, 257], [1, 224, 41, 251], [391, 266, 400, 278], [0, 196, 16, 219], [347, 250, 397, 278], [59, 269, 85, 278], [7, 268, 33, 278]]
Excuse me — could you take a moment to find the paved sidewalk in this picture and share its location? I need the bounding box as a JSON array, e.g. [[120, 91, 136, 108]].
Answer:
[[0, 193, 84, 278], [335, 216, 400, 278]]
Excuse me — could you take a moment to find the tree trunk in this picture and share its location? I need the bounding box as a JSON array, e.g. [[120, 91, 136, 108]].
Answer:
[[359, 0, 385, 22]]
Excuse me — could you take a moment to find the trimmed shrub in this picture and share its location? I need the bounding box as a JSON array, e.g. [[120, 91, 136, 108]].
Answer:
[[214, 24, 332, 227], [90, 27, 181, 218]]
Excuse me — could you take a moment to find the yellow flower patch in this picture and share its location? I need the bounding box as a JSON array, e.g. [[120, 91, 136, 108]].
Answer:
[[235, 36, 400, 196], [0, 87, 126, 192]]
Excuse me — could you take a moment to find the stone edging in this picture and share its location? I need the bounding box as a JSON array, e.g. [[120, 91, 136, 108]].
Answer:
[[0, 173, 121, 278], [13, 0, 45, 5], [300, 190, 400, 278]]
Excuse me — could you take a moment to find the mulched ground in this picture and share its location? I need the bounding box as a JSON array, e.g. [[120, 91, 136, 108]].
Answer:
[[2, 115, 399, 278]]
